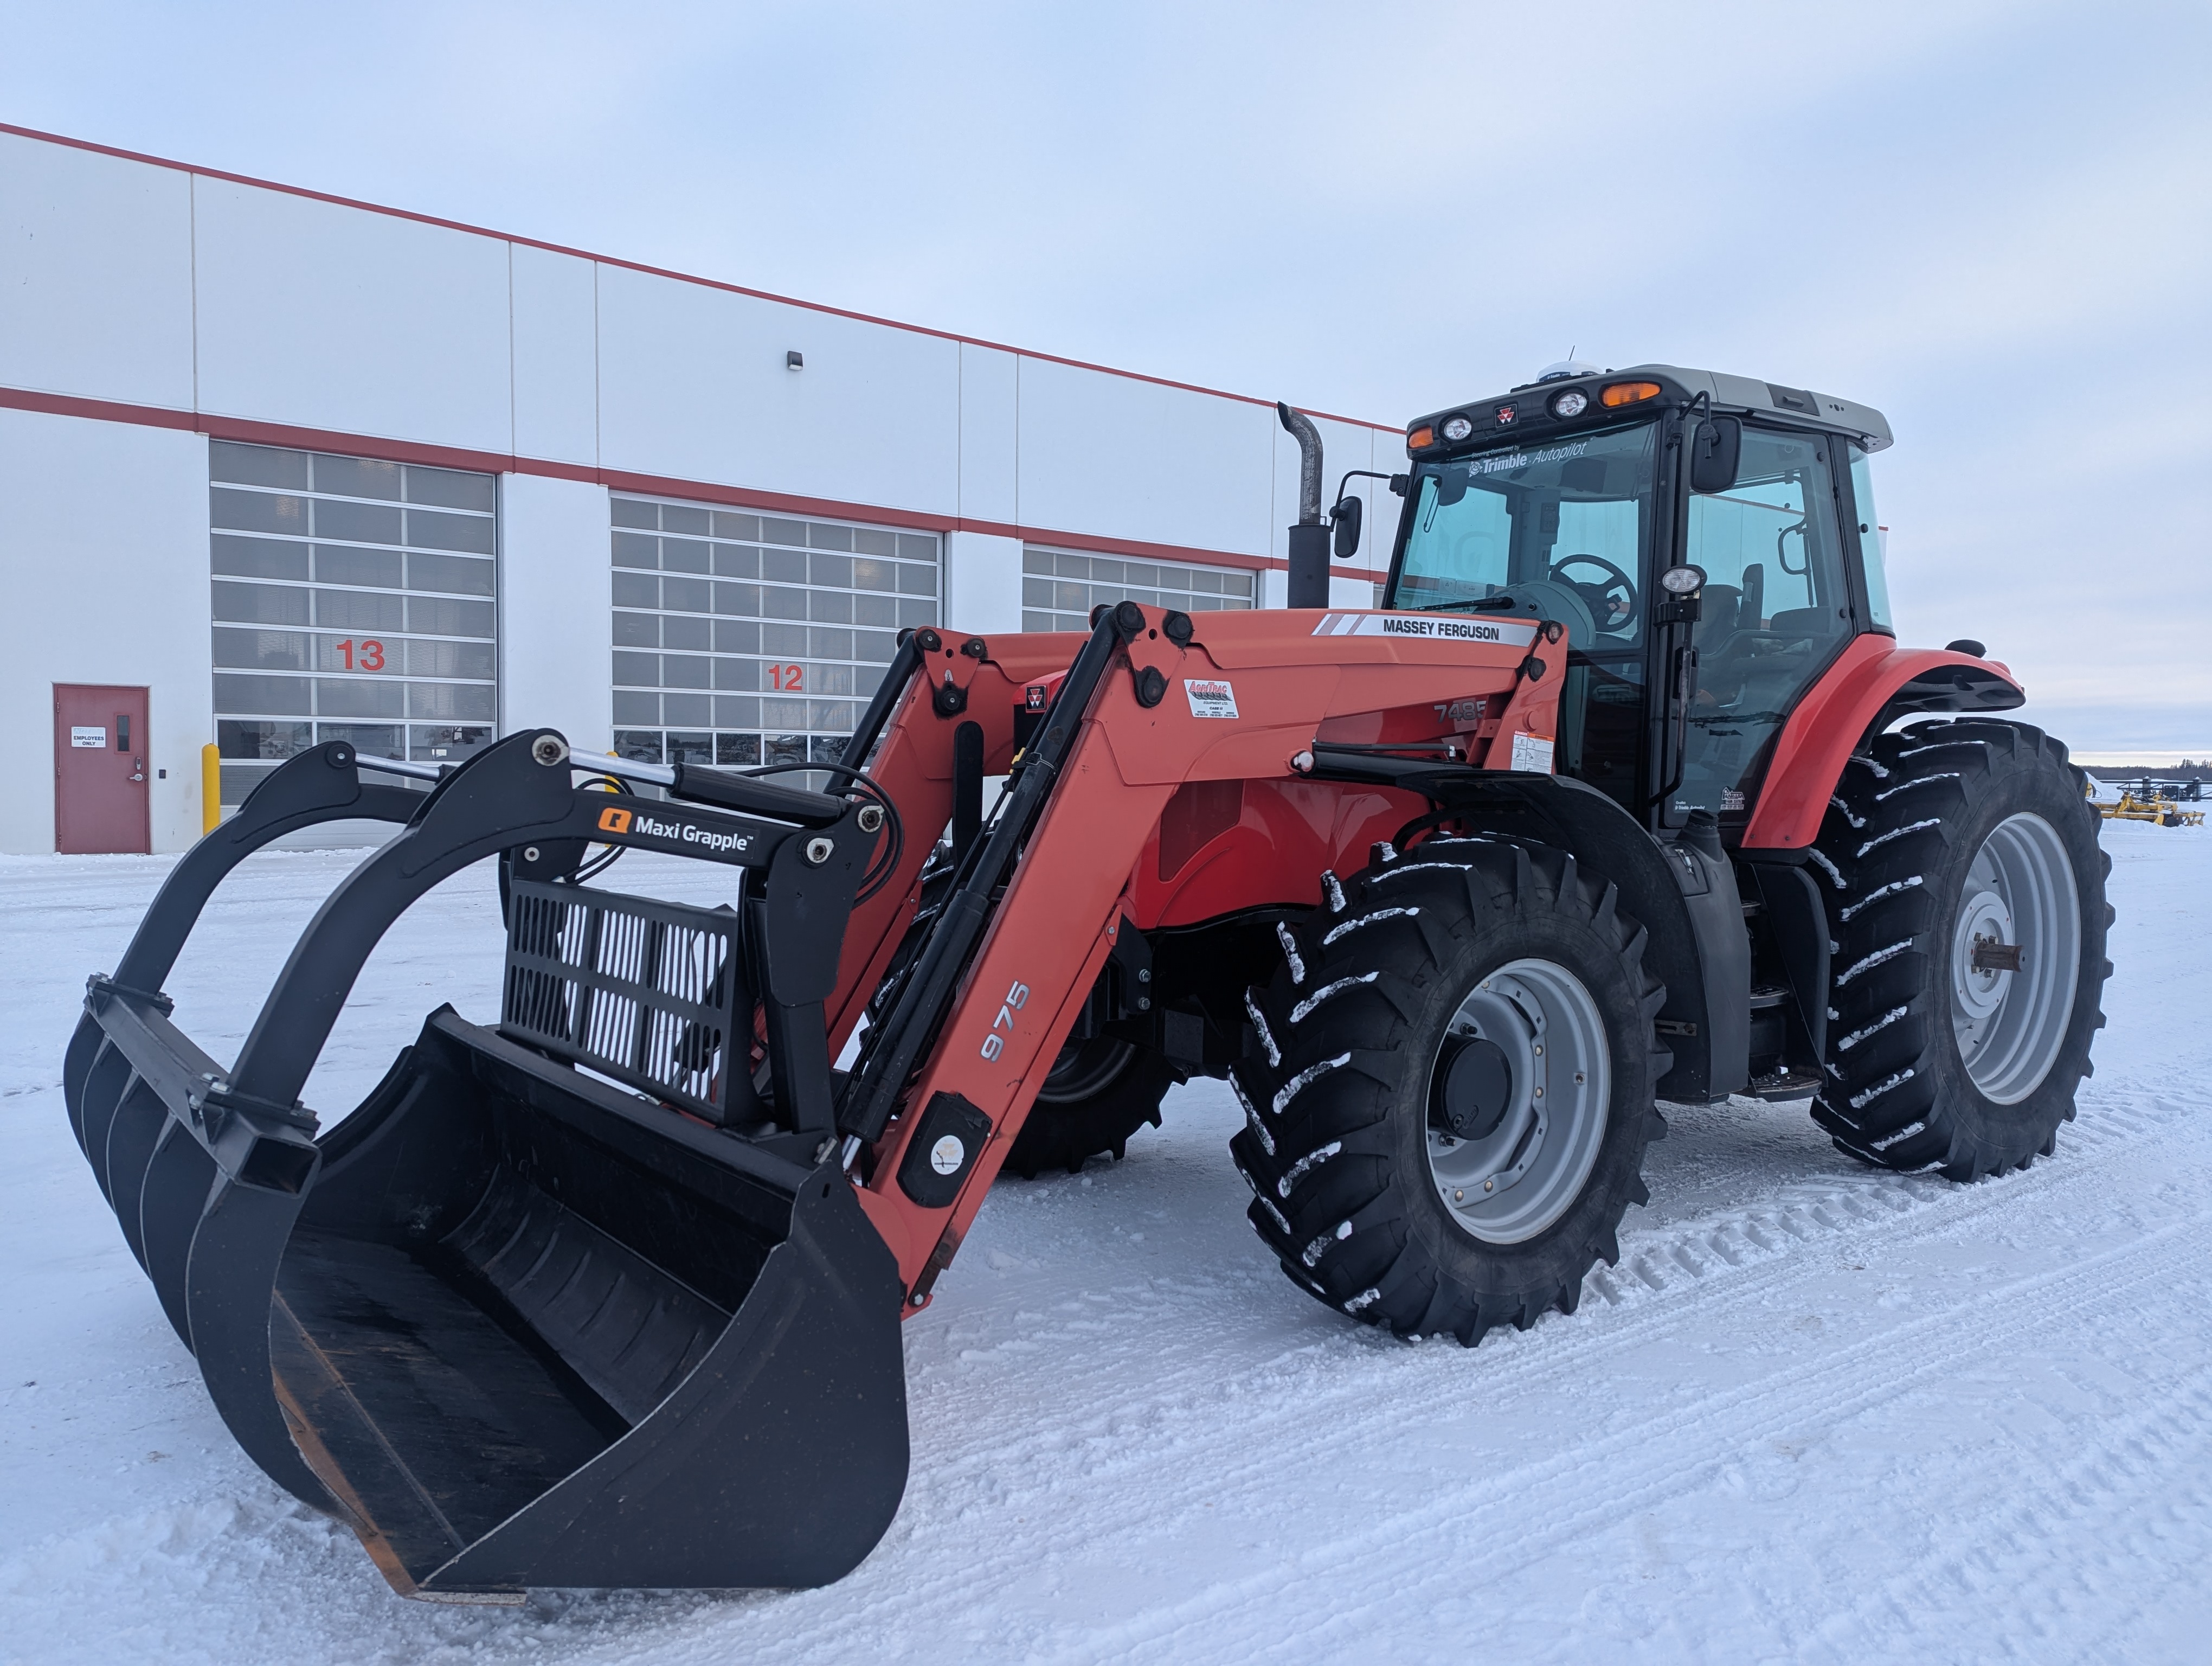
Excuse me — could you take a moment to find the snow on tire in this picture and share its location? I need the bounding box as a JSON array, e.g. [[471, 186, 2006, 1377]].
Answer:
[[1230, 839, 1670, 1344], [1810, 717, 2113, 1180]]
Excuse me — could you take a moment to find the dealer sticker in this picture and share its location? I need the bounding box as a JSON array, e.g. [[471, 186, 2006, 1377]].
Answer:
[[1184, 678, 1239, 719], [1510, 732, 1556, 774]]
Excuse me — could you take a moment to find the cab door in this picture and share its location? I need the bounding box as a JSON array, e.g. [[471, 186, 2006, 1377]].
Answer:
[[1670, 427, 1857, 825], [54, 684, 150, 854]]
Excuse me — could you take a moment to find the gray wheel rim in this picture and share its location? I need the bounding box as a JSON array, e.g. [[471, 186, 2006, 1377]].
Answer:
[[1950, 811, 2080, 1104], [1425, 958, 1611, 1245]]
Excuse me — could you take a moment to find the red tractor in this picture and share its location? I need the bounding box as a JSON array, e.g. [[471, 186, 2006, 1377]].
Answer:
[[67, 363, 2108, 1599]]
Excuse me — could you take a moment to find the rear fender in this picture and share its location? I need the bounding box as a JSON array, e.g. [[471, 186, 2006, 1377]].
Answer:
[[1741, 635, 2024, 851]]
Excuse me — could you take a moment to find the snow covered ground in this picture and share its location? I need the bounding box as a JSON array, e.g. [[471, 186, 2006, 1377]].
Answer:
[[2, 824, 2208, 1664]]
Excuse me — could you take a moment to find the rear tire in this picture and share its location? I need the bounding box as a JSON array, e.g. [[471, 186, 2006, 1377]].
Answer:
[[1229, 838, 1669, 1344], [1004, 1040, 1173, 1178], [1810, 719, 2112, 1179]]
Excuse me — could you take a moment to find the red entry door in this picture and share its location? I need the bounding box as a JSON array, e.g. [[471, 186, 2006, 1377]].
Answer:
[[54, 684, 151, 855]]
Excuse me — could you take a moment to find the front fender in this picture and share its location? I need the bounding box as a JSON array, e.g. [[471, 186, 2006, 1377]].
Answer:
[[1740, 636, 2024, 851]]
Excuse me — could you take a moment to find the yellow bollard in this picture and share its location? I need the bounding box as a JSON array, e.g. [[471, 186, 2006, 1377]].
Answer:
[[201, 742, 221, 836]]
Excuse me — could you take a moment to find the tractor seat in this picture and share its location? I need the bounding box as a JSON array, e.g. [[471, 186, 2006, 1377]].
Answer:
[[1765, 606, 1837, 638]]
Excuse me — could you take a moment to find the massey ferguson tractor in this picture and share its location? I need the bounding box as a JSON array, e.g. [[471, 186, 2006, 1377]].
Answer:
[[66, 363, 2110, 1599]]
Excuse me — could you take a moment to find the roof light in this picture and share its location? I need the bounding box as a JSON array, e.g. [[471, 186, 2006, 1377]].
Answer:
[[1407, 425, 1435, 450], [1550, 388, 1589, 419], [1600, 380, 1663, 407], [1442, 415, 1474, 442]]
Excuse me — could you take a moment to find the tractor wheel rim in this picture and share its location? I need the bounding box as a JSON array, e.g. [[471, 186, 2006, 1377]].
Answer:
[[1949, 811, 2080, 1105], [1424, 957, 1610, 1245]]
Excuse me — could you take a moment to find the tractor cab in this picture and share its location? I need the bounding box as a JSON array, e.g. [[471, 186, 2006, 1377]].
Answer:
[[1379, 364, 1898, 835]]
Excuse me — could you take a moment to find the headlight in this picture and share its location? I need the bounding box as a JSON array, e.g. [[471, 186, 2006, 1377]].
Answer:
[[1550, 389, 1589, 419], [1441, 415, 1474, 442]]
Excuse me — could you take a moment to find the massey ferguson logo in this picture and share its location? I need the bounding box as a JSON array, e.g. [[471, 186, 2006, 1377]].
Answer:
[[1310, 611, 1539, 646], [1026, 684, 1049, 710], [1379, 615, 1506, 642]]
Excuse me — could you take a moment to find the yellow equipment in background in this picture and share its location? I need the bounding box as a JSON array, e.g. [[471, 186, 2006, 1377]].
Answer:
[[2089, 778, 2205, 828]]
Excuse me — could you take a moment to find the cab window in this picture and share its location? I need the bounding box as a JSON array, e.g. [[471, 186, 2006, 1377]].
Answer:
[[1847, 445, 1895, 633], [1388, 422, 1660, 811], [1391, 422, 1655, 649], [1679, 427, 1850, 815]]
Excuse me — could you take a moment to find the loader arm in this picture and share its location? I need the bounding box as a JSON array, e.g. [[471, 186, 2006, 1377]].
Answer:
[[842, 601, 1566, 1299], [60, 598, 1559, 1598]]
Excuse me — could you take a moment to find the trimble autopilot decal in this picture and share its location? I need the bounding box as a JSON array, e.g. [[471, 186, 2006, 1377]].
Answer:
[[1311, 612, 1541, 647]]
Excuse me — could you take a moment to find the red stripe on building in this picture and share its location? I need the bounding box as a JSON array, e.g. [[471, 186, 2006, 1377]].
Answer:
[[0, 386, 1389, 582]]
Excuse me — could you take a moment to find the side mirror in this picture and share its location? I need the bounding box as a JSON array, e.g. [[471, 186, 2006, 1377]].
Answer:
[[1330, 496, 1362, 559], [1690, 416, 1742, 495]]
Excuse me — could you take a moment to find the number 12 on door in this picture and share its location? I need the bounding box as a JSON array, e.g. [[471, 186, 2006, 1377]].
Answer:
[[768, 663, 804, 691]]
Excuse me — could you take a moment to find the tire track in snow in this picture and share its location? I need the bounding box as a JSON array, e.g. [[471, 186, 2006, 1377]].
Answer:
[[1820, 1367, 2212, 1662], [917, 1076, 2188, 1502], [761, 1078, 2205, 1660], [1082, 1206, 2212, 1663]]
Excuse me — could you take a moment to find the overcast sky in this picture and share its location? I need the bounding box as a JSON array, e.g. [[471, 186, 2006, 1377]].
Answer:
[[4, 1, 2205, 758]]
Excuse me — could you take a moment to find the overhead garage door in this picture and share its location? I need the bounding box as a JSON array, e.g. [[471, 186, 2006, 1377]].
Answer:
[[209, 441, 498, 807], [1020, 545, 1257, 632], [609, 496, 940, 769]]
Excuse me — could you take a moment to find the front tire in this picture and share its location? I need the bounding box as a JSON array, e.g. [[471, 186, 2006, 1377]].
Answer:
[[1810, 719, 2112, 1178], [1230, 839, 1669, 1344], [1004, 1040, 1173, 1178]]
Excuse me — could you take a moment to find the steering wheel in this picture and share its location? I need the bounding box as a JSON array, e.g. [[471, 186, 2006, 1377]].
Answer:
[[1548, 553, 1638, 631]]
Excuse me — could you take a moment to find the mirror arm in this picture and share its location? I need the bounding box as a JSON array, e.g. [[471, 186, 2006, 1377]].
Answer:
[[1331, 467, 1400, 508]]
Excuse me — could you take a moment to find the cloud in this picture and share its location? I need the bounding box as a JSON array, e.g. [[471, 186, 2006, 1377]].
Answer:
[[2, 0, 2203, 749]]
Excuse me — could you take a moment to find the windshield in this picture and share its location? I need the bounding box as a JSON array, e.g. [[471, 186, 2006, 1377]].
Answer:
[[1388, 422, 1657, 649]]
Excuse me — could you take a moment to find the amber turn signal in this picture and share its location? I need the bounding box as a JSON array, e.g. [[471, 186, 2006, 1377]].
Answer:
[[1407, 425, 1436, 450], [1600, 381, 1663, 408]]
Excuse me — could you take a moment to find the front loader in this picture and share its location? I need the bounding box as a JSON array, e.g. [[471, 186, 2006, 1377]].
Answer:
[[67, 363, 2110, 1598]]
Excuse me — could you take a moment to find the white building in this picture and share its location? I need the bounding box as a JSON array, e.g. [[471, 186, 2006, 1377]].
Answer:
[[1, 122, 1398, 855]]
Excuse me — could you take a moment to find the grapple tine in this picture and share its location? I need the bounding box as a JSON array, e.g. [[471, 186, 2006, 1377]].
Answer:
[[139, 1122, 219, 1348], [67, 1030, 133, 1204], [62, 1015, 109, 1166], [101, 1074, 169, 1274], [66, 729, 909, 1596]]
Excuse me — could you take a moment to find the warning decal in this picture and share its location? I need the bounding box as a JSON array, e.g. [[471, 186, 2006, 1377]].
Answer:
[[1184, 678, 1240, 720], [1510, 732, 1557, 774], [1311, 611, 1541, 648]]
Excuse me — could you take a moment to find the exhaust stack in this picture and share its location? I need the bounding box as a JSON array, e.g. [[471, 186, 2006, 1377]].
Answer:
[[1276, 402, 1330, 609]]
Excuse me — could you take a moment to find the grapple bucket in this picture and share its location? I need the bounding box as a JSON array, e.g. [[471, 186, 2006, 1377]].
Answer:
[[64, 732, 907, 1597]]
